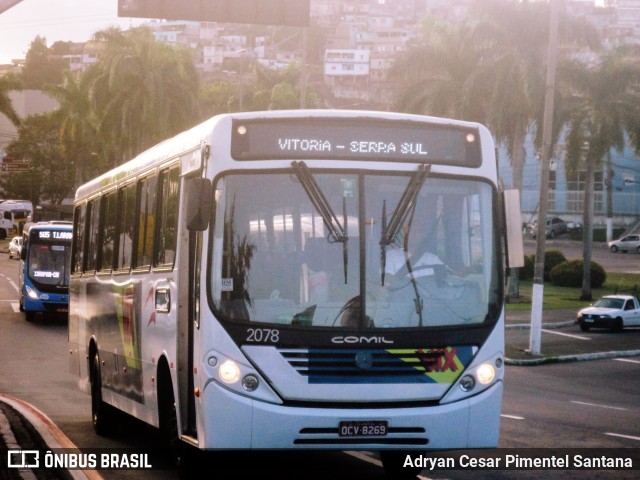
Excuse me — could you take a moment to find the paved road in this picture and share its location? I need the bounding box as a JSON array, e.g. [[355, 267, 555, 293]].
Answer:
[[523, 238, 639, 274], [1, 247, 639, 480]]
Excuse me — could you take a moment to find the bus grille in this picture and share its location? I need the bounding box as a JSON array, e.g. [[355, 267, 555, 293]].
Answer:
[[277, 347, 474, 384]]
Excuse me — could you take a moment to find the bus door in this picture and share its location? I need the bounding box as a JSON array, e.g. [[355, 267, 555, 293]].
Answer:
[[176, 175, 212, 438]]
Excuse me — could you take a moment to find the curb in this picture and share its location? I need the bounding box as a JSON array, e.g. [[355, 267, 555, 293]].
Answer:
[[505, 349, 640, 366], [0, 395, 102, 480]]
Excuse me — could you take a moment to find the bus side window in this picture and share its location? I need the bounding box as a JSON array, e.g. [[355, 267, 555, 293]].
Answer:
[[72, 204, 87, 274], [117, 184, 136, 271], [154, 167, 179, 267], [85, 198, 100, 273], [134, 174, 157, 270], [99, 192, 118, 273]]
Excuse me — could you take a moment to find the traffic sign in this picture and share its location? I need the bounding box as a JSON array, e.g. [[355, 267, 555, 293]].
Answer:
[[1, 156, 29, 173]]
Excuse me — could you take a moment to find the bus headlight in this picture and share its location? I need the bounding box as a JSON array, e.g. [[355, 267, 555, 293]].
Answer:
[[26, 286, 39, 300], [203, 348, 282, 404], [219, 360, 241, 384], [459, 375, 475, 392], [458, 362, 497, 392], [242, 374, 259, 392], [477, 363, 496, 385]]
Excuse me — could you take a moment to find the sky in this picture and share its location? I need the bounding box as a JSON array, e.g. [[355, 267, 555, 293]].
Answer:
[[0, 0, 145, 64]]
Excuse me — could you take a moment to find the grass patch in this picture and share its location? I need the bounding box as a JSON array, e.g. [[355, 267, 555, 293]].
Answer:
[[506, 272, 640, 312]]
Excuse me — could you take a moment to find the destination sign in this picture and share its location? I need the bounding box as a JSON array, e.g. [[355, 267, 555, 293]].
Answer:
[[230, 118, 482, 166], [36, 230, 73, 241]]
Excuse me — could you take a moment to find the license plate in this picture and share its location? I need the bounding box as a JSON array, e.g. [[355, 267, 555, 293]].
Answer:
[[584, 318, 594, 323], [338, 420, 388, 437]]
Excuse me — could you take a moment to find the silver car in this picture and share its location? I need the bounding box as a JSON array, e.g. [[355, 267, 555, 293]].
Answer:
[[8, 236, 22, 259], [609, 234, 640, 253], [531, 217, 568, 239]]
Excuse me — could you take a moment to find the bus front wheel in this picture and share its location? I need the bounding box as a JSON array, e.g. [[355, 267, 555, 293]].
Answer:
[[91, 355, 115, 435]]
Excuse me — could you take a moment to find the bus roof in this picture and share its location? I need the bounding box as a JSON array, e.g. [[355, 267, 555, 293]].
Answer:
[[74, 110, 493, 202], [23, 221, 73, 233]]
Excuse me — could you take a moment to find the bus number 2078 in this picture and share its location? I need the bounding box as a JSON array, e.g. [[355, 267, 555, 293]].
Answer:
[[246, 328, 280, 344]]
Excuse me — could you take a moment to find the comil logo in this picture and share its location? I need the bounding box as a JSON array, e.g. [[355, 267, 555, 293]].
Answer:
[[7, 450, 39, 468]]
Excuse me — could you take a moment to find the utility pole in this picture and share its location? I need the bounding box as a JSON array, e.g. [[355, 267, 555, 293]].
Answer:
[[530, 0, 560, 356], [300, 27, 308, 109]]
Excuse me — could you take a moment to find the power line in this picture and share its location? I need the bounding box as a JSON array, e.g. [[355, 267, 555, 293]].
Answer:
[[0, 14, 130, 31]]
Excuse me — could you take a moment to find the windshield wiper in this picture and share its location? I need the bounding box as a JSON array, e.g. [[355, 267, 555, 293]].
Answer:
[[380, 164, 430, 286], [292, 161, 349, 283]]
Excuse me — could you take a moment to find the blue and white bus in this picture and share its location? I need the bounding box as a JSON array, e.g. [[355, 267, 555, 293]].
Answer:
[[19, 221, 73, 321], [69, 110, 523, 474]]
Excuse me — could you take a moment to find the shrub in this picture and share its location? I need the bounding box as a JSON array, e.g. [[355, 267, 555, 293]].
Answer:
[[518, 254, 534, 280], [543, 249, 567, 281], [518, 250, 566, 281], [549, 259, 606, 288]]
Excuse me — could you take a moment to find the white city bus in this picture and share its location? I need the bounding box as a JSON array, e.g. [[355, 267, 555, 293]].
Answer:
[[69, 110, 522, 474]]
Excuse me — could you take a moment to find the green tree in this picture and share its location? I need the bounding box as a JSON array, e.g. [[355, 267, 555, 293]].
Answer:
[[0, 74, 22, 127], [46, 71, 102, 188], [561, 47, 640, 300], [200, 80, 237, 118], [227, 61, 322, 112], [20, 36, 68, 89], [0, 111, 74, 205], [86, 27, 201, 167], [391, 18, 488, 122]]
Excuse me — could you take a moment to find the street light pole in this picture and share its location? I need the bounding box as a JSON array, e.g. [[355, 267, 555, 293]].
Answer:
[[530, 0, 560, 356]]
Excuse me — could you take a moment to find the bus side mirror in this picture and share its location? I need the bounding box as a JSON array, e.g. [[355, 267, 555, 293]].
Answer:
[[20, 245, 26, 261], [186, 178, 213, 231], [503, 189, 524, 268]]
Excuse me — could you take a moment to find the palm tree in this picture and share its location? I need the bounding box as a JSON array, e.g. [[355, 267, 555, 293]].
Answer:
[[561, 47, 640, 300], [392, 3, 600, 300], [0, 74, 22, 127], [87, 27, 201, 167], [46, 71, 101, 188], [391, 19, 488, 122]]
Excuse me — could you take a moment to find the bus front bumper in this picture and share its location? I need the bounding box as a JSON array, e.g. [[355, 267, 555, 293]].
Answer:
[[196, 380, 503, 450]]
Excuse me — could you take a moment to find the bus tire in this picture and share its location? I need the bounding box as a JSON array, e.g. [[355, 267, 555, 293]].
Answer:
[[91, 355, 115, 436]]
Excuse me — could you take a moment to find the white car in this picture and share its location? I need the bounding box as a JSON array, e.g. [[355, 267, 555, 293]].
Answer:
[[608, 234, 640, 253], [577, 294, 640, 332], [8, 236, 22, 259]]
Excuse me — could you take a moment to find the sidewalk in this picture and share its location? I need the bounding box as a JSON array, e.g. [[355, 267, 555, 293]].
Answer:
[[0, 395, 98, 480]]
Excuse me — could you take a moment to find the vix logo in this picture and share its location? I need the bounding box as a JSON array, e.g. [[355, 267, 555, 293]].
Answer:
[[7, 450, 39, 468]]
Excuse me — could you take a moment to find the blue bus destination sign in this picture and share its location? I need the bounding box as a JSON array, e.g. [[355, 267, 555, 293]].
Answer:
[[231, 117, 482, 166], [36, 230, 73, 241]]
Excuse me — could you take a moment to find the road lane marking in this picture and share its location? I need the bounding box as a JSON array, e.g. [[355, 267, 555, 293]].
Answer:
[[605, 432, 640, 442], [501, 414, 525, 420], [0, 272, 19, 293], [11, 303, 20, 313], [346, 451, 382, 467], [570, 400, 627, 411], [542, 329, 591, 341], [614, 358, 640, 364]]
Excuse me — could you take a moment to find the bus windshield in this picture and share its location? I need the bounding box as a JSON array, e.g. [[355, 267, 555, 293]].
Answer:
[[27, 237, 71, 290], [211, 169, 499, 330]]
